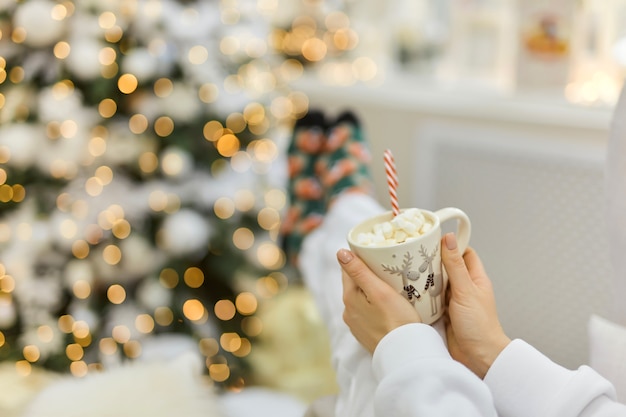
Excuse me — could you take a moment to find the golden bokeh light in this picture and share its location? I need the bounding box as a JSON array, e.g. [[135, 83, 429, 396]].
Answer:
[[37, 326, 54, 343], [188, 45, 208, 64], [112, 219, 131, 239], [216, 133, 240, 157], [129, 113, 149, 134], [98, 11, 117, 29], [99, 337, 118, 356], [183, 267, 204, 289], [73, 280, 91, 299], [85, 177, 104, 197], [209, 363, 230, 382], [302, 38, 328, 62], [124, 340, 142, 358], [182, 299, 206, 322], [58, 315, 75, 334], [225, 112, 246, 133], [220, 332, 241, 352], [154, 306, 174, 326], [135, 314, 155, 334], [72, 320, 90, 339], [233, 227, 254, 250], [250, 139, 278, 163], [66, 343, 84, 361], [70, 361, 88, 377], [112, 325, 131, 344], [0, 274, 15, 293], [257, 207, 280, 230], [15, 361, 31, 377], [154, 78, 173, 97], [72, 240, 90, 259], [139, 152, 158, 173], [199, 83, 218, 103], [99, 47, 117, 65], [154, 116, 174, 137], [98, 98, 117, 118], [51, 3, 69, 20], [159, 268, 179, 289], [235, 292, 257, 316], [214, 197, 235, 219], [203, 120, 223, 142], [220, 36, 240, 55], [257, 242, 283, 270], [9, 67, 25, 83], [23, 345, 40, 362], [118, 73, 138, 94], [264, 188, 286, 210], [241, 316, 263, 337], [199, 338, 219, 357], [59, 219, 77, 239], [107, 284, 126, 304], [12, 185, 26, 202], [214, 299, 236, 321], [232, 338, 251, 358], [88, 136, 107, 157], [53, 41, 71, 59], [102, 244, 122, 265]]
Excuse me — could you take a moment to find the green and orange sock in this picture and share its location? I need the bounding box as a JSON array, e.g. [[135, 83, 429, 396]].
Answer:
[[317, 111, 375, 205], [281, 110, 328, 266]]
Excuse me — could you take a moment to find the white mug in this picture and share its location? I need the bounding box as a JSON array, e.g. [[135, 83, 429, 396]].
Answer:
[[347, 208, 471, 325]]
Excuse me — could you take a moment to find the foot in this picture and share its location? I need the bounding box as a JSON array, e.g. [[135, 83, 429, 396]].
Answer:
[[281, 110, 328, 266], [316, 111, 375, 206]]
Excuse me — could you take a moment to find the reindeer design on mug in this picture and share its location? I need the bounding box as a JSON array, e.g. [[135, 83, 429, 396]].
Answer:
[[418, 244, 443, 317], [381, 252, 421, 303]]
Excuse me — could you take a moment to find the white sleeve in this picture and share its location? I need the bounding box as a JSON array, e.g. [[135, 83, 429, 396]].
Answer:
[[371, 323, 498, 417], [300, 192, 387, 417], [484, 339, 626, 417]]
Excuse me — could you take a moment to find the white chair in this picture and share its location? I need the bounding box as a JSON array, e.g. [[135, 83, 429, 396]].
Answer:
[[588, 84, 626, 403]]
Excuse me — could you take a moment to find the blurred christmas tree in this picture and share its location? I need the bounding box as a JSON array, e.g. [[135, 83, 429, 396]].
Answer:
[[0, 0, 310, 389]]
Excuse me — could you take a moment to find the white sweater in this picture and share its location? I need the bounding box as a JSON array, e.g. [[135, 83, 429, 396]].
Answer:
[[301, 193, 626, 417], [374, 323, 626, 416]]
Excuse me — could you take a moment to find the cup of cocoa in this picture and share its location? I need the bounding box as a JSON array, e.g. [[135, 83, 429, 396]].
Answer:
[[347, 207, 471, 325]]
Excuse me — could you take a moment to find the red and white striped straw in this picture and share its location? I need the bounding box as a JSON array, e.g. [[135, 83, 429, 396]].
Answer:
[[384, 149, 399, 216]]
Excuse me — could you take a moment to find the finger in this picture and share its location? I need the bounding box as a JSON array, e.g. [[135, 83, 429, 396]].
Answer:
[[337, 248, 390, 295], [441, 233, 474, 297], [462, 247, 489, 286]]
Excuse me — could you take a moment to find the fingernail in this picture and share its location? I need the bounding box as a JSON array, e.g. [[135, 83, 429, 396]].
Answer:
[[337, 249, 354, 264], [444, 233, 457, 250]]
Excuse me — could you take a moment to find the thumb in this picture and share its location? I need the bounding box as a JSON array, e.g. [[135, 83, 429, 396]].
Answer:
[[441, 233, 474, 297], [337, 249, 389, 295]]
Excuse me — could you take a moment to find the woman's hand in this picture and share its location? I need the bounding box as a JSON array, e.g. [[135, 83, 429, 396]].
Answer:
[[442, 233, 511, 379], [338, 249, 421, 354]]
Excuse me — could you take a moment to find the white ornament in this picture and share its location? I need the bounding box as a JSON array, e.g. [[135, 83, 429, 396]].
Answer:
[[122, 48, 160, 82], [119, 235, 163, 277], [0, 123, 43, 169], [159, 83, 202, 123], [137, 279, 172, 311], [159, 209, 211, 256], [13, 0, 66, 48], [65, 38, 104, 80], [0, 298, 16, 328], [64, 259, 95, 288], [160, 146, 194, 179]]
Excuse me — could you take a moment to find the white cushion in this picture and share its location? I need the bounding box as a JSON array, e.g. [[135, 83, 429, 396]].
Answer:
[[588, 314, 626, 402]]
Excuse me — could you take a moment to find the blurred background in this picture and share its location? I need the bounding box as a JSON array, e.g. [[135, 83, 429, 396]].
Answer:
[[0, 0, 625, 414]]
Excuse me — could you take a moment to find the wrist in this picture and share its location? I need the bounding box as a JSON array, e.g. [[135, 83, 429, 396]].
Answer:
[[474, 331, 511, 379]]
